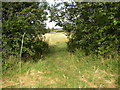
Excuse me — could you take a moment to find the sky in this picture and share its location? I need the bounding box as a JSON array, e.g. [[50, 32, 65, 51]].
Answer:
[[45, 0, 61, 29], [45, 0, 71, 29]]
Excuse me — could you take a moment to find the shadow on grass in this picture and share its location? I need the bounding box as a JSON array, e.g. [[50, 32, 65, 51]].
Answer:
[[48, 43, 68, 55]]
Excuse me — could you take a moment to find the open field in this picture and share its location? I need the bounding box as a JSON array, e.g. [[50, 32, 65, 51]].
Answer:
[[43, 32, 68, 45], [2, 32, 118, 88]]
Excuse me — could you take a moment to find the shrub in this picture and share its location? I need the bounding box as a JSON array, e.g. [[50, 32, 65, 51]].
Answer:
[[50, 2, 120, 58], [2, 2, 49, 71]]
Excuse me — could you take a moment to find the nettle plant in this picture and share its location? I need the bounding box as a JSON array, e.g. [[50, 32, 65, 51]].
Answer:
[[2, 2, 49, 60], [49, 2, 120, 58]]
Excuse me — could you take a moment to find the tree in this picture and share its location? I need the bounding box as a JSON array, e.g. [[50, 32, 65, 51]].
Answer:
[[49, 2, 120, 57], [51, 27, 54, 31], [2, 2, 49, 59]]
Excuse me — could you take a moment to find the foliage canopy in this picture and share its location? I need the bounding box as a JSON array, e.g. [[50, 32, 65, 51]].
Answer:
[[2, 2, 49, 60], [49, 2, 120, 57]]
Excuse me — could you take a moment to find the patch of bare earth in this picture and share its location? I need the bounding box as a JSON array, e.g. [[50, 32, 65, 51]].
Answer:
[[79, 70, 116, 88], [79, 77, 98, 88], [95, 70, 116, 88], [2, 69, 62, 88], [2, 76, 20, 88], [104, 79, 116, 88]]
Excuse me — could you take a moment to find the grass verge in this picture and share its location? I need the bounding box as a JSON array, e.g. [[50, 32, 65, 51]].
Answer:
[[2, 32, 119, 88]]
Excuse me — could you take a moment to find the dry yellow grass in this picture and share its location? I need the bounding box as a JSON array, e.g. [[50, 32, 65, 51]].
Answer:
[[2, 32, 118, 88], [43, 32, 68, 45]]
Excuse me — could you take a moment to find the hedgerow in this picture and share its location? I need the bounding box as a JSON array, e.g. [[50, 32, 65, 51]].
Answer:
[[2, 2, 49, 71], [49, 2, 120, 58]]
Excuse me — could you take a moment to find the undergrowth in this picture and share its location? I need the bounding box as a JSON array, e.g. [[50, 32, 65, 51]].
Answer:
[[2, 33, 119, 88]]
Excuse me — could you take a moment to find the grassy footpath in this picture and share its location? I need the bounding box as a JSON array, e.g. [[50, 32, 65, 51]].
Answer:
[[2, 33, 118, 88]]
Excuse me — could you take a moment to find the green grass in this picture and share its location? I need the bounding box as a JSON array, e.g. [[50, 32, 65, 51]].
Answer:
[[2, 32, 119, 88]]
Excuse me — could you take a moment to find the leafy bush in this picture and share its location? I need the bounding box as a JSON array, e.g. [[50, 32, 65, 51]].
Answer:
[[2, 2, 49, 57], [2, 55, 19, 72], [49, 2, 120, 58], [2, 2, 49, 71]]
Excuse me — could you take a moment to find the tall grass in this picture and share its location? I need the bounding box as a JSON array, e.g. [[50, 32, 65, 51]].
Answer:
[[2, 32, 119, 88]]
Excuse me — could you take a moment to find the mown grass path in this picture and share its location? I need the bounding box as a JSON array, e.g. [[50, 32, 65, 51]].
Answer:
[[2, 33, 118, 88]]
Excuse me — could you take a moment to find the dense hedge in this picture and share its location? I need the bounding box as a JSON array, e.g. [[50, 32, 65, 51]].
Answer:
[[2, 2, 49, 60], [50, 2, 120, 57]]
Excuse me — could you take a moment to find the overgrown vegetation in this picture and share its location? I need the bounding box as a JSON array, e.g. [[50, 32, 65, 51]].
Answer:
[[2, 33, 118, 88], [2, 1, 119, 88], [50, 2, 120, 58], [2, 2, 49, 72]]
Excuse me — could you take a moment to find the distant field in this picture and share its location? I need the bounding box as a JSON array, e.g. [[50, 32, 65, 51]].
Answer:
[[44, 32, 68, 45]]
